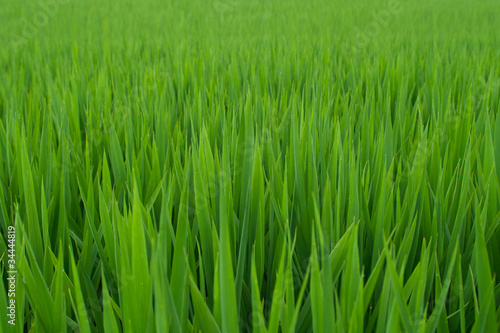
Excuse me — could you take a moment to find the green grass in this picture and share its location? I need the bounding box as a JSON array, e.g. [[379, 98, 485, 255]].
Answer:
[[1, 0, 500, 332]]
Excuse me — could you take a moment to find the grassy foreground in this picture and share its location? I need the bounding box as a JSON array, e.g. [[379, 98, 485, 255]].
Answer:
[[1, 0, 500, 332]]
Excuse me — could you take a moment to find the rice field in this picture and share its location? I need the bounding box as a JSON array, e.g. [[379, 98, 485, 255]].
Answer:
[[1, 0, 499, 332]]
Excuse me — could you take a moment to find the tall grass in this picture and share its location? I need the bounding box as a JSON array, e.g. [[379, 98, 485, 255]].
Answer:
[[1, 0, 499, 332]]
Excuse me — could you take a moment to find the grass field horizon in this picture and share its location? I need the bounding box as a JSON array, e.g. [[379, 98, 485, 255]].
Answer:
[[1, 0, 500, 332]]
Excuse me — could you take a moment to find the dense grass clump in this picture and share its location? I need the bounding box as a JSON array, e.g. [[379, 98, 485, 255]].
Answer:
[[1, 0, 500, 332]]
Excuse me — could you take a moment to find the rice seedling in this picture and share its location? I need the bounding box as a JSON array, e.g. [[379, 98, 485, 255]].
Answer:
[[1, 0, 499, 332]]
